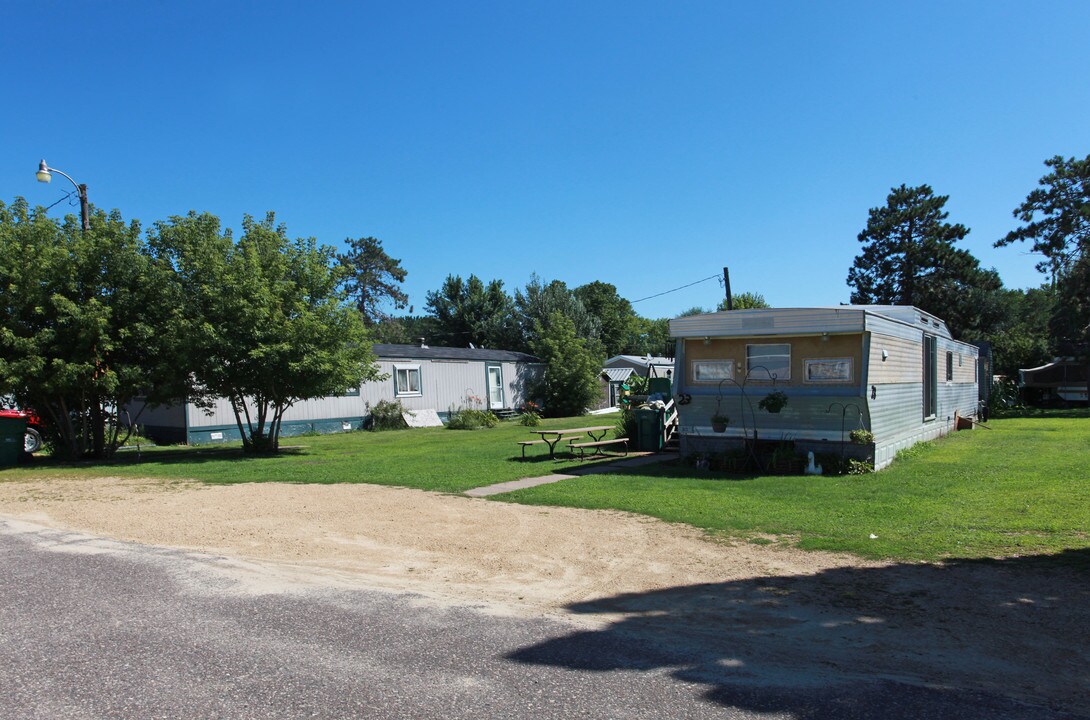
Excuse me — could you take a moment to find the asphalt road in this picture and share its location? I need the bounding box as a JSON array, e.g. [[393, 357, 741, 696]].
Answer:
[[0, 521, 1083, 720]]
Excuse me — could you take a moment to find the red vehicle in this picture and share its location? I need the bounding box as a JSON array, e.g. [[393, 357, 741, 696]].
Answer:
[[0, 408, 43, 454]]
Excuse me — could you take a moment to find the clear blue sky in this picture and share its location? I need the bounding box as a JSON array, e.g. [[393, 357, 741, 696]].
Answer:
[[4, 1, 1087, 320]]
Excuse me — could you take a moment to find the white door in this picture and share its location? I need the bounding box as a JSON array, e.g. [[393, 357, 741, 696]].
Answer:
[[487, 365, 504, 410]]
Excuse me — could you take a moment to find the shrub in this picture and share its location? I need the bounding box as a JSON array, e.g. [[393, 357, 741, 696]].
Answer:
[[988, 378, 1025, 417], [447, 393, 498, 430], [518, 411, 541, 427], [615, 408, 637, 439], [447, 408, 499, 430], [370, 400, 409, 431], [845, 459, 874, 475]]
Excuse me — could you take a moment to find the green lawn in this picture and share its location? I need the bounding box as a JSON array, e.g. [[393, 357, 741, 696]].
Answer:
[[2, 409, 1087, 562], [501, 411, 1090, 561], [0, 414, 622, 493]]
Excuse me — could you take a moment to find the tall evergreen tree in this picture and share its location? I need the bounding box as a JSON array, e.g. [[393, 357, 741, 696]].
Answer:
[[847, 184, 1002, 338], [337, 236, 408, 326], [997, 154, 1090, 351]]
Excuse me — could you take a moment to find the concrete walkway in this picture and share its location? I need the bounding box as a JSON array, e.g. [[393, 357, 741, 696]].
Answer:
[[464, 453, 674, 497]]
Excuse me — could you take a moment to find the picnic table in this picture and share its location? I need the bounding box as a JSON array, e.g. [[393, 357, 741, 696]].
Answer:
[[523, 425, 624, 459]]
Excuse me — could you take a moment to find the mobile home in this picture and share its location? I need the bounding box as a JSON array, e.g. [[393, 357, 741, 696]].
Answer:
[[669, 306, 982, 470], [130, 342, 543, 445]]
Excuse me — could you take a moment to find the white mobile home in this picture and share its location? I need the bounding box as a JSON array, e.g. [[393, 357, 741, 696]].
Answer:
[[669, 306, 982, 470], [130, 342, 543, 445]]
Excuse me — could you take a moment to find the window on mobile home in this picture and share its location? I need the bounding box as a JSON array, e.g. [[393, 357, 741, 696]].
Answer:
[[746, 344, 791, 381], [394, 364, 422, 397]]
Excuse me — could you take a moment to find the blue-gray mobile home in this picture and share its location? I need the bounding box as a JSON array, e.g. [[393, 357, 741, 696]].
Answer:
[[669, 306, 982, 470]]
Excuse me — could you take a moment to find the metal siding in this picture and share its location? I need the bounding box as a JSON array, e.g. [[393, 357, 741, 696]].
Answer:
[[182, 359, 543, 433], [671, 308, 867, 338], [868, 333, 923, 384], [676, 389, 867, 442]]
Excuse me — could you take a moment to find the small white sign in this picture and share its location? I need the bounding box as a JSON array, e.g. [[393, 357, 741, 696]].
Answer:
[[403, 408, 443, 428], [342, 421, 353, 431], [209, 431, 224, 440]]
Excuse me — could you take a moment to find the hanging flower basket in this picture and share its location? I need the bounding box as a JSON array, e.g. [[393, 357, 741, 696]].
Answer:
[[710, 414, 730, 433], [758, 390, 789, 414]]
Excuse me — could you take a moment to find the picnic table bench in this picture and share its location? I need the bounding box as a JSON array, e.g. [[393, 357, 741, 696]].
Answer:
[[517, 435, 582, 459], [518, 425, 618, 460], [569, 437, 629, 459]]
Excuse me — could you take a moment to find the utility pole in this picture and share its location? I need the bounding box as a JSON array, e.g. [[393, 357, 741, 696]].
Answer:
[[722, 266, 733, 311]]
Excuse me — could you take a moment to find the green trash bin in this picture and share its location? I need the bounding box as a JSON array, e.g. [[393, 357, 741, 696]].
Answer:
[[635, 407, 663, 452], [0, 415, 27, 467]]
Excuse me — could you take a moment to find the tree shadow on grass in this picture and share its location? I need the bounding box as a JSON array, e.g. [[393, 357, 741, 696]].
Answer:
[[16, 444, 307, 472], [508, 549, 1090, 719]]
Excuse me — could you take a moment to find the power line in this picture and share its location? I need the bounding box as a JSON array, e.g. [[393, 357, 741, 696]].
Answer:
[[630, 274, 720, 304]]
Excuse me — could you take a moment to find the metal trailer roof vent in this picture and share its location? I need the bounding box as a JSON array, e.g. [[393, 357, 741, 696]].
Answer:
[[418, 338, 429, 349]]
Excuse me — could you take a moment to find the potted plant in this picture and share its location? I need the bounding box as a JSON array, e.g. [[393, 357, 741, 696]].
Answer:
[[758, 390, 789, 414], [849, 428, 875, 445], [710, 413, 730, 433]]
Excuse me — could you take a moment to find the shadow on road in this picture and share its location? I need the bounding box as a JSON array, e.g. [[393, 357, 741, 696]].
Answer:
[[508, 549, 1090, 718]]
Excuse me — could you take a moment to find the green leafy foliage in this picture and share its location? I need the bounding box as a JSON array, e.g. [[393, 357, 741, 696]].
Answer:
[[370, 399, 409, 431], [758, 390, 789, 413], [999, 154, 1090, 275], [424, 274, 519, 349], [718, 291, 770, 310], [515, 274, 601, 351], [446, 408, 499, 430], [148, 212, 379, 453], [849, 429, 875, 445], [573, 281, 636, 357], [531, 312, 605, 418], [0, 198, 190, 459], [518, 410, 542, 427], [615, 408, 637, 439]]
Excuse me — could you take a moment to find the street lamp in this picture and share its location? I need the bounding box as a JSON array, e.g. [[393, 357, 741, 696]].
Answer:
[[36, 159, 90, 232]]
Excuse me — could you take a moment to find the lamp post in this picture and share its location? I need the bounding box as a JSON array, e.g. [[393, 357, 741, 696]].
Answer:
[[36, 159, 90, 232]]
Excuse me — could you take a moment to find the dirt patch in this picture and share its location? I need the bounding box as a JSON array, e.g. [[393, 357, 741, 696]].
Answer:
[[0, 476, 874, 615], [1, 476, 1087, 714]]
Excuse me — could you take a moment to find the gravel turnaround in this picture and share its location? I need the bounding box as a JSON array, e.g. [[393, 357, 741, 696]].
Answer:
[[2, 521, 1085, 720]]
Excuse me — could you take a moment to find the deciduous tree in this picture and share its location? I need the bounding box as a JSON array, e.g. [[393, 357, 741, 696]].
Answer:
[[574, 281, 637, 357], [0, 199, 188, 459], [150, 212, 379, 453], [718, 291, 770, 310], [531, 312, 604, 417]]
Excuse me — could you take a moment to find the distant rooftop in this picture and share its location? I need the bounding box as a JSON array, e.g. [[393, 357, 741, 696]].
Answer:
[[373, 343, 542, 364], [606, 354, 675, 366]]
